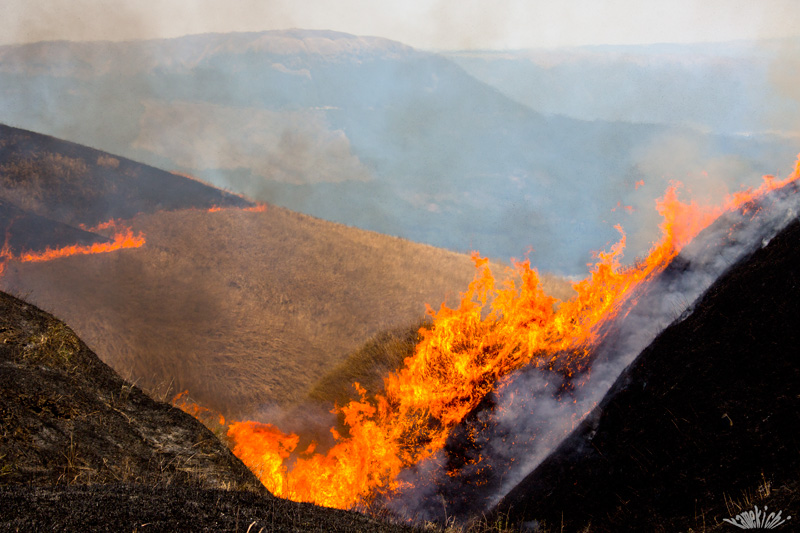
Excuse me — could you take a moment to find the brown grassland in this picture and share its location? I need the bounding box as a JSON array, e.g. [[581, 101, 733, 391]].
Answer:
[[0, 204, 573, 419]]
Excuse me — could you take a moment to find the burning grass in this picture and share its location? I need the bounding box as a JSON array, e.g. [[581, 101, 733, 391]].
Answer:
[[216, 157, 800, 512]]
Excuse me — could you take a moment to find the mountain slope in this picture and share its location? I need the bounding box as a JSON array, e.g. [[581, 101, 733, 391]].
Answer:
[[0, 123, 252, 229], [0, 125, 505, 417], [491, 217, 800, 531]]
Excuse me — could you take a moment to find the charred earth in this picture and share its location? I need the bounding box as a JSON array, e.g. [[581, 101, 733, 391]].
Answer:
[[0, 123, 253, 230], [490, 219, 800, 530], [0, 290, 416, 532]]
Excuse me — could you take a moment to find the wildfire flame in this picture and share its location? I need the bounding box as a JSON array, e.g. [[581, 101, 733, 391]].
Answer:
[[188, 160, 800, 509], [0, 219, 145, 276], [207, 204, 268, 213], [17, 227, 145, 263]]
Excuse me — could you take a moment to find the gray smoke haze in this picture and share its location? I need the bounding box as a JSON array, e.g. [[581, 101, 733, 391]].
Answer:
[[2, 31, 798, 276], [132, 100, 372, 185], [386, 181, 800, 522], [766, 38, 800, 135]]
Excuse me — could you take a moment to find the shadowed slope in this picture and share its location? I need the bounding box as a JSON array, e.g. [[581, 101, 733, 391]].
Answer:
[[492, 219, 800, 531], [0, 123, 252, 228], [0, 199, 108, 254]]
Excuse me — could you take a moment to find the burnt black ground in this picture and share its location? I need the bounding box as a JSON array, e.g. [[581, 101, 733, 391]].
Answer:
[[491, 220, 800, 531], [0, 484, 418, 533], [0, 290, 417, 532], [0, 199, 108, 254], [0, 123, 253, 233]]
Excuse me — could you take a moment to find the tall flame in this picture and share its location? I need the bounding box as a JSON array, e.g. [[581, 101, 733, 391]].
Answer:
[[202, 160, 800, 509]]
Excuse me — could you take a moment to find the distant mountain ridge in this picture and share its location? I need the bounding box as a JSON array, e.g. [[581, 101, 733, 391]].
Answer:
[[1, 30, 797, 274], [445, 38, 800, 136], [0, 29, 414, 73]]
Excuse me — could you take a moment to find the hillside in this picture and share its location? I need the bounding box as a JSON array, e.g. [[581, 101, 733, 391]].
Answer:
[[0, 124, 542, 418], [490, 217, 800, 530], [0, 123, 251, 229], [1, 32, 796, 273], [0, 290, 260, 490], [0, 289, 418, 532], [0, 201, 505, 417], [0, 199, 108, 255]]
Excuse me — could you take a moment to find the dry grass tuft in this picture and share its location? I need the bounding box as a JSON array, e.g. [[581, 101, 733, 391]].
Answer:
[[307, 318, 430, 406]]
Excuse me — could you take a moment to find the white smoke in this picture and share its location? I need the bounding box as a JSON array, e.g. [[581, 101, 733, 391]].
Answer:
[[387, 181, 800, 523]]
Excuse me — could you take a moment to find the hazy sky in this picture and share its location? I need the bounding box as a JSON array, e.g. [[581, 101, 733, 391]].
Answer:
[[3, 0, 800, 50]]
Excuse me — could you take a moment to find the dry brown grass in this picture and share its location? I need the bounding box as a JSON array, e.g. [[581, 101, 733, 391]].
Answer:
[[0, 206, 495, 417], [305, 266, 574, 408], [306, 318, 430, 407]]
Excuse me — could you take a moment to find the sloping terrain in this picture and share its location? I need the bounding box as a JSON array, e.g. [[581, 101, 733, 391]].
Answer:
[[0, 199, 108, 254], [0, 290, 260, 489], [0, 202, 505, 417], [0, 290, 419, 532], [491, 219, 800, 531], [0, 123, 251, 230], [0, 124, 532, 417]]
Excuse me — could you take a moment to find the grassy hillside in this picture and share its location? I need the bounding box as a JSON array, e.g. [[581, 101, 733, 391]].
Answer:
[[0, 290, 261, 491], [0, 122, 571, 440], [0, 204, 517, 417]]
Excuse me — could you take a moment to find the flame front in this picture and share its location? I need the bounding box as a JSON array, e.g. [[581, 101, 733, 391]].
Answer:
[[0, 219, 145, 276], [18, 227, 145, 263], [215, 160, 800, 509]]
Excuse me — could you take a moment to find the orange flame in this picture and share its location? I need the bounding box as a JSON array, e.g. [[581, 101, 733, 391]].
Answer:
[[212, 159, 800, 509], [17, 227, 145, 263], [207, 204, 267, 213], [0, 219, 145, 275]]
